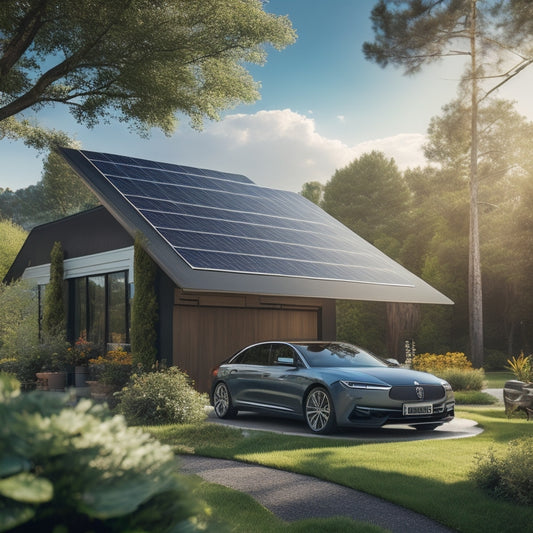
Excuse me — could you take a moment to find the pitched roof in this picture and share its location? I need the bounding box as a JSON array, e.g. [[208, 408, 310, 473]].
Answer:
[[58, 148, 452, 305]]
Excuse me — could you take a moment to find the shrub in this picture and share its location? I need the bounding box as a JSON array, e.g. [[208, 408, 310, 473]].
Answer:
[[131, 235, 158, 370], [116, 366, 209, 426], [436, 368, 485, 391], [0, 373, 207, 531], [0, 280, 38, 361], [506, 352, 532, 383], [471, 437, 533, 505], [484, 349, 509, 371], [89, 347, 133, 388], [412, 352, 473, 372], [41, 241, 66, 341]]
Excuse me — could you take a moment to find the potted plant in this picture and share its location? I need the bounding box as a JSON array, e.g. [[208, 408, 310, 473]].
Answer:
[[67, 337, 96, 387], [35, 339, 69, 391], [87, 347, 133, 404]]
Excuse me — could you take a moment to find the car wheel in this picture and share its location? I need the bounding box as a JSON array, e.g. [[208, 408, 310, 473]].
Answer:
[[305, 387, 336, 434], [213, 382, 238, 419], [412, 424, 440, 431]]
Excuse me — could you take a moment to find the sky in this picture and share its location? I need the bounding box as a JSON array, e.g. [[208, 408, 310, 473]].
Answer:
[[2, 0, 533, 193]]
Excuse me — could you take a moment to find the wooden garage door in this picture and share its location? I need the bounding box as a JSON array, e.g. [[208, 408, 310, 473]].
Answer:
[[173, 306, 318, 392]]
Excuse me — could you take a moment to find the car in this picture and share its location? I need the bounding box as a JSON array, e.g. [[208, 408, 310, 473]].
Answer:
[[210, 341, 455, 434]]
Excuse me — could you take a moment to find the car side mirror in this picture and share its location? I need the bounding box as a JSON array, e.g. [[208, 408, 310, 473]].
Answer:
[[385, 358, 401, 367]]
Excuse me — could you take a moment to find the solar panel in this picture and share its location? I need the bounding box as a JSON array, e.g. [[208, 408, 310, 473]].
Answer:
[[71, 150, 411, 286], [58, 148, 452, 304]]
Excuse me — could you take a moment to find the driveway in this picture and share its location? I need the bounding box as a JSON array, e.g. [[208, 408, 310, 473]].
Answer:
[[206, 410, 483, 441], [206, 388, 504, 441]]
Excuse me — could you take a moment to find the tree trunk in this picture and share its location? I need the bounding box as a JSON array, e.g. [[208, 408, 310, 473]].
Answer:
[[469, 0, 484, 368]]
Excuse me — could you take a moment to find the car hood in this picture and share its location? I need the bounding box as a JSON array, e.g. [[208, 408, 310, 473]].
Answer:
[[316, 367, 446, 387]]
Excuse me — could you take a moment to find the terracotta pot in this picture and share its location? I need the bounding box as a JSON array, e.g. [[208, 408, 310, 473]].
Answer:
[[86, 380, 117, 401], [35, 371, 66, 391]]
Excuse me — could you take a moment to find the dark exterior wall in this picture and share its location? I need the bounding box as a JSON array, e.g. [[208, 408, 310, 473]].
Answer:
[[157, 269, 175, 365], [4, 206, 133, 283]]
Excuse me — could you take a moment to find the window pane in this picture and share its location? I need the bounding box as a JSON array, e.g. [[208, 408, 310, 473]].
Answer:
[[88, 276, 105, 347], [108, 272, 127, 344], [73, 277, 87, 340], [236, 345, 270, 365]]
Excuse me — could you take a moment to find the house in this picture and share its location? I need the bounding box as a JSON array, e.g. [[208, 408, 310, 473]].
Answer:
[[5, 149, 452, 391]]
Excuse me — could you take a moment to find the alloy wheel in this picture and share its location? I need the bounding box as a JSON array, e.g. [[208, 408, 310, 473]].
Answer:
[[213, 382, 237, 418], [305, 387, 335, 434]]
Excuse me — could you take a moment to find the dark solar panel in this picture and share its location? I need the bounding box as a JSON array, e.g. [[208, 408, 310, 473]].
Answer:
[[75, 150, 412, 286]]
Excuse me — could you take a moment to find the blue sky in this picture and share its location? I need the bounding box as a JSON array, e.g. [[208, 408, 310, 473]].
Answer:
[[2, 0, 533, 192]]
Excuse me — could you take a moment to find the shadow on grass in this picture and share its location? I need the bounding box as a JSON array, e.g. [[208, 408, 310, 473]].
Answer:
[[285, 451, 533, 533]]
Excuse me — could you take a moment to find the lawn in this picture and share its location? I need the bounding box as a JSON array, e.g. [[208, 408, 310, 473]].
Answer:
[[148, 407, 533, 533], [484, 371, 514, 388]]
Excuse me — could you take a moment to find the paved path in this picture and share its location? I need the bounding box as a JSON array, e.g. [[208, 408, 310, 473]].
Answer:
[[180, 455, 455, 532]]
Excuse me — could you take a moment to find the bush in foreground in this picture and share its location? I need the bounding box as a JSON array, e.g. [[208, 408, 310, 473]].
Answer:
[[0, 373, 206, 532], [116, 366, 209, 426], [471, 437, 533, 506]]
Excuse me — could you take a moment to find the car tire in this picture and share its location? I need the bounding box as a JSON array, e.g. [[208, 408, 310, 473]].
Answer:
[[213, 382, 238, 419], [305, 387, 336, 434]]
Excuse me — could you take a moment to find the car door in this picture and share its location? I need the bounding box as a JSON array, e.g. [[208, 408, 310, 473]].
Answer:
[[226, 343, 272, 407], [259, 343, 306, 414]]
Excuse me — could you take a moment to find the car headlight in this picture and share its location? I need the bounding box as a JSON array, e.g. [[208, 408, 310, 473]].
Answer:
[[340, 381, 391, 390], [441, 381, 453, 391]]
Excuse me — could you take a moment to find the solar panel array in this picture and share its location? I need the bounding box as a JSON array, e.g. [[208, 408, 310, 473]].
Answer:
[[80, 150, 412, 286]]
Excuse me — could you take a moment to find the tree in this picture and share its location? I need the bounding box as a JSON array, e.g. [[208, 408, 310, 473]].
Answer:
[[131, 234, 158, 370], [0, 218, 26, 279], [321, 151, 413, 357], [322, 151, 411, 247], [41, 241, 65, 340], [364, 0, 533, 367], [41, 151, 98, 217], [422, 98, 533, 356], [0, 0, 295, 133], [0, 150, 99, 229], [300, 181, 324, 205]]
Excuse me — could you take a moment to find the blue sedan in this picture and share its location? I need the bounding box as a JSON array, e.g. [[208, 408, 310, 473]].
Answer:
[[210, 341, 455, 434]]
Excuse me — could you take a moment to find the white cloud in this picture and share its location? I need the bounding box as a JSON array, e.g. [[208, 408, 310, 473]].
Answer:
[[350, 133, 428, 171], [146, 109, 427, 192]]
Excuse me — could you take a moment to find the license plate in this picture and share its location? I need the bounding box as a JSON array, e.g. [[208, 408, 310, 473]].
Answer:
[[403, 403, 433, 416]]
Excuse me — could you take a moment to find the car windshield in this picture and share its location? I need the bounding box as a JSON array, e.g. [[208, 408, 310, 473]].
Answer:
[[295, 343, 387, 368]]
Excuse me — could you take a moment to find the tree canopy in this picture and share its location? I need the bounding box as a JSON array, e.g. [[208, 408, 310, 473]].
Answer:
[[321, 151, 410, 250], [0, 219, 26, 280], [0, 0, 295, 133], [363, 0, 533, 367]]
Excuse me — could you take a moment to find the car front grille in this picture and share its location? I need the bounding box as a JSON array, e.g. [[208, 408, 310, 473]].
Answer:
[[389, 385, 445, 401]]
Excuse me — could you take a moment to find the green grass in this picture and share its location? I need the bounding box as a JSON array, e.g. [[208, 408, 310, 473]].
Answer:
[[454, 390, 498, 404], [484, 371, 514, 388], [148, 407, 533, 533]]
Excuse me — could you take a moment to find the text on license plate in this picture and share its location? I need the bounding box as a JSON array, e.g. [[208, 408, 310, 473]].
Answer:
[[403, 403, 433, 416]]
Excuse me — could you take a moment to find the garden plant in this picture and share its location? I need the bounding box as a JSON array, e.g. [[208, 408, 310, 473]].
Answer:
[[0, 373, 207, 532], [116, 366, 208, 426]]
